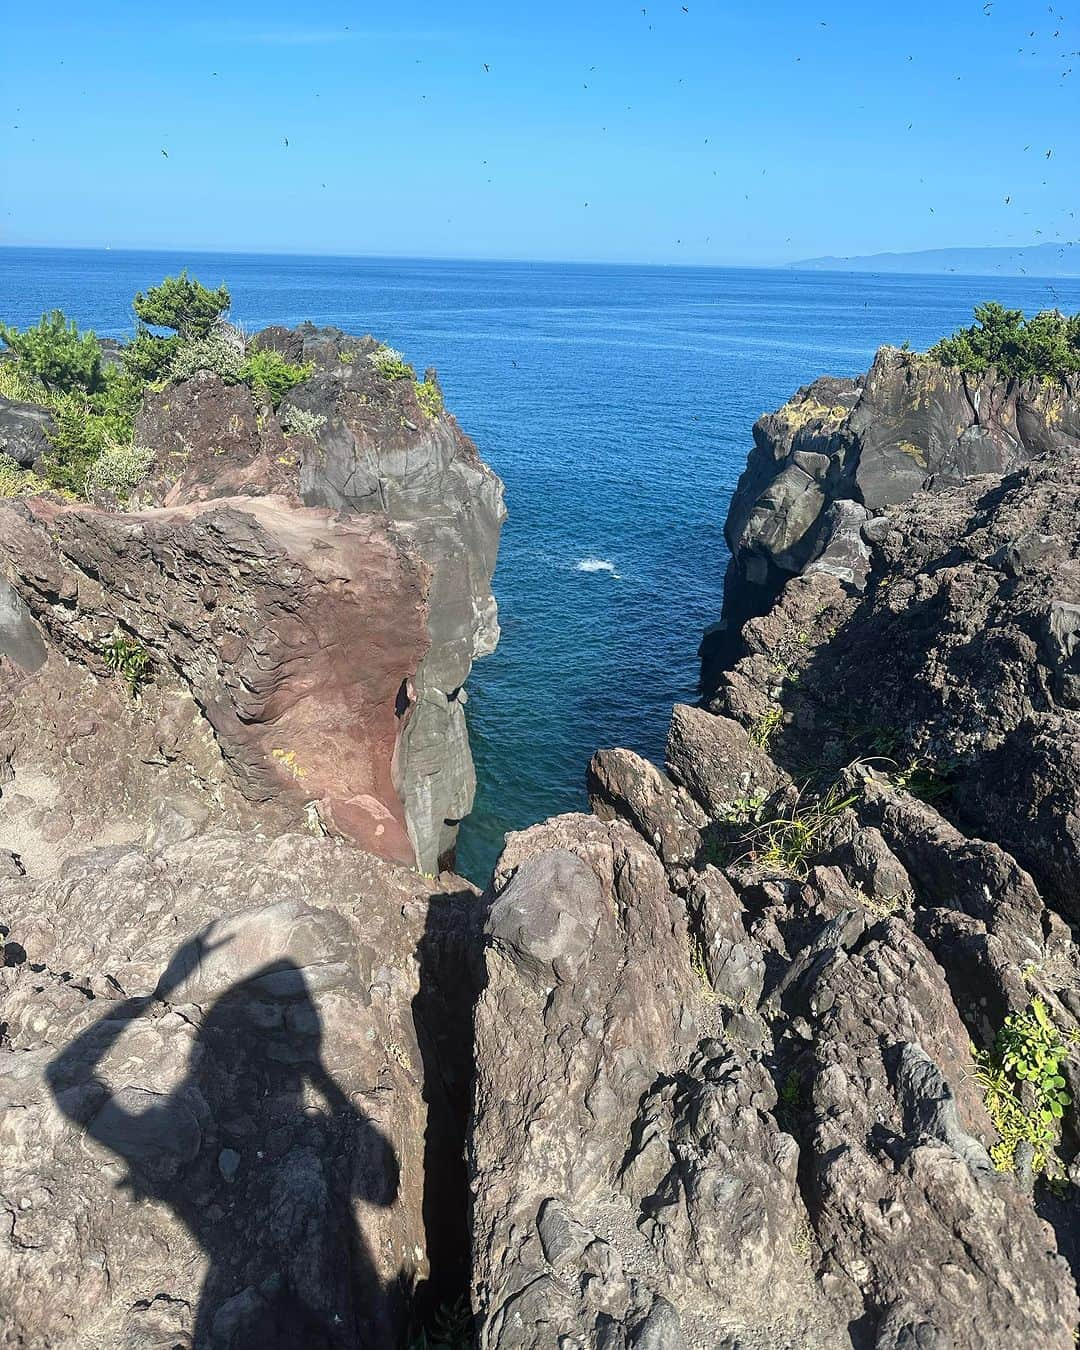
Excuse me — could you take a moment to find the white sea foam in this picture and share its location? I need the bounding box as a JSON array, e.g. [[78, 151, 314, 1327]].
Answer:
[[575, 558, 620, 577]]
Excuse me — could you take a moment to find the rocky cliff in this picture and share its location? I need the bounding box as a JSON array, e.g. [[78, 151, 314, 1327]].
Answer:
[[4, 322, 1080, 1350], [466, 349, 1080, 1348], [704, 344, 1080, 686], [0, 322, 505, 874], [0, 315, 500, 1348]]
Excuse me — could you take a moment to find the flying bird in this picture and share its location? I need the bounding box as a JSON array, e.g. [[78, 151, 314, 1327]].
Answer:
[[161, 149, 168, 158], [283, 137, 289, 147], [483, 63, 490, 72]]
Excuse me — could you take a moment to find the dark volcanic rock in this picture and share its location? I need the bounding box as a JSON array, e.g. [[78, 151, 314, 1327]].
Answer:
[[469, 358, 1080, 1348], [706, 346, 1080, 684], [0, 394, 54, 469], [135, 371, 298, 503]]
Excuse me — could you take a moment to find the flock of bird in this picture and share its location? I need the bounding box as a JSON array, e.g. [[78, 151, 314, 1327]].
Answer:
[[5, 3, 1077, 267]]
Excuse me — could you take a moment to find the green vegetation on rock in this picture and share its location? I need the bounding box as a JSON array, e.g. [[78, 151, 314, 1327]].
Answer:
[[238, 347, 313, 407], [0, 272, 322, 497], [369, 344, 416, 380], [929, 302, 1080, 382], [102, 631, 152, 696], [973, 998, 1077, 1179], [414, 377, 443, 419]]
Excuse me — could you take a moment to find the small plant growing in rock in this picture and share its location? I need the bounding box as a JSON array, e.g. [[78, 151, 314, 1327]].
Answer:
[[410, 1297, 473, 1350], [368, 344, 415, 380], [414, 377, 443, 419], [0, 458, 47, 498], [103, 632, 151, 696], [749, 704, 783, 750], [238, 348, 313, 407], [280, 405, 328, 439], [84, 443, 155, 504], [973, 999, 1077, 1179], [735, 778, 858, 878]]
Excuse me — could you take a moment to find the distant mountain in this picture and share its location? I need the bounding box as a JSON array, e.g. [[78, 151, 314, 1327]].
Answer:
[[791, 242, 1080, 278]]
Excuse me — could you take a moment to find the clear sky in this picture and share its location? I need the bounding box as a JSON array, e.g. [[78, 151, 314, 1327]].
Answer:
[[1, 1, 1076, 264]]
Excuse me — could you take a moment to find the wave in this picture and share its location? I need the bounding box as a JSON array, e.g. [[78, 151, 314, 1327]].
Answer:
[[574, 558, 621, 578]]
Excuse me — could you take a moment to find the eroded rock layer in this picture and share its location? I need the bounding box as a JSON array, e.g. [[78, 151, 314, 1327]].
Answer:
[[0, 324, 505, 873]]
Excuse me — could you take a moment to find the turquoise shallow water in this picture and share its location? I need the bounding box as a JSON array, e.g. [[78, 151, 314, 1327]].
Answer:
[[2, 248, 1079, 883]]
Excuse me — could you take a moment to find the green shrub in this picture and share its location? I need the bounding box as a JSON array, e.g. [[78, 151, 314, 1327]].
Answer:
[[39, 368, 144, 495], [168, 325, 246, 383], [0, 359, 47, 405], [280, 405, 327, 438], [368, 344, 415, 380], [0, 457, 47, 498], [103, 631, 151, 696], [414, 378, 443, 419], [133, 270, 231, 340], [0, 310, 102, 393], [84, 443, 155, 503], [122, 327, 181, 384], [973, 999, 1077, 1179], [930, 302, 1080, 382], [238, 348, 312, 407]]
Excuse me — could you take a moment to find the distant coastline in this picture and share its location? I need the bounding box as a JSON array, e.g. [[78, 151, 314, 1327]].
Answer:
[[791, 240, 1080, 279], [2, 241, 1080, 281]]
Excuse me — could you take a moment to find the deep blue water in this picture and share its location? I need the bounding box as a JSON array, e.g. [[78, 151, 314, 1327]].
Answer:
[[2, 247, 1079, 883]]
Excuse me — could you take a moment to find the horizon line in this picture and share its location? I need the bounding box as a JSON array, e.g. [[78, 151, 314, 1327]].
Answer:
[[0, 241, 1077, 287]]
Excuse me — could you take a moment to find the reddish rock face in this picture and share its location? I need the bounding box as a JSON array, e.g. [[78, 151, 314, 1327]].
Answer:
[[0, 493, 430, 866], [135, 372, 300, 504]]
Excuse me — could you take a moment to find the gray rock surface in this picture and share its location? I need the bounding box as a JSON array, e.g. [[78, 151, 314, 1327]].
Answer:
[[705, 347, 1080, 685], [469, 362, 1080, 1349], [0, 394, 54, 469], [0, 829, 481, 1349]]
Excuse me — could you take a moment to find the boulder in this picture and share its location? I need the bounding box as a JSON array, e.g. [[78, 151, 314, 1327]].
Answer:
[[0, 394, 54, 469]]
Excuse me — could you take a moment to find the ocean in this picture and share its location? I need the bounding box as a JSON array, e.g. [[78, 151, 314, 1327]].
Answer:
[[2, 247, 1078, 884]]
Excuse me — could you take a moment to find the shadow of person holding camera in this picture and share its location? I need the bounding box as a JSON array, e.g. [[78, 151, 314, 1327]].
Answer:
[[47, 930, 401, 1349]]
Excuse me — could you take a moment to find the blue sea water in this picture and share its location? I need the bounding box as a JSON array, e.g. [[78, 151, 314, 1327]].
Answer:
[[2, 247, 1078, 884]]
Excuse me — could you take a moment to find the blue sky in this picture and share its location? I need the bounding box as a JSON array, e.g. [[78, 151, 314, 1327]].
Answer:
[[1, 1, 1077, 263]]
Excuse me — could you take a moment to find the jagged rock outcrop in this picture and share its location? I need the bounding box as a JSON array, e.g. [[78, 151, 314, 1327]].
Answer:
[[0, 324, 503, 873], [705, 346, 1080, 684], [0, 828, 481, 1349], [470, 364, 1080, 1348]]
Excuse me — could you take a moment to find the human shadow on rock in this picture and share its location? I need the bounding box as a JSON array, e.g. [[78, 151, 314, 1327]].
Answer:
[[46, 934, 400, 1349]]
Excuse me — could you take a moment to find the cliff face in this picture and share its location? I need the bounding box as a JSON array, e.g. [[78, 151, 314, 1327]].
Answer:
[[467, 357, 1080, 1348], [5, 324, 1080, 1350], [706, 345, 1080, 685], [0, 324, 504, 874], [0, 321, 499, 1348]]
